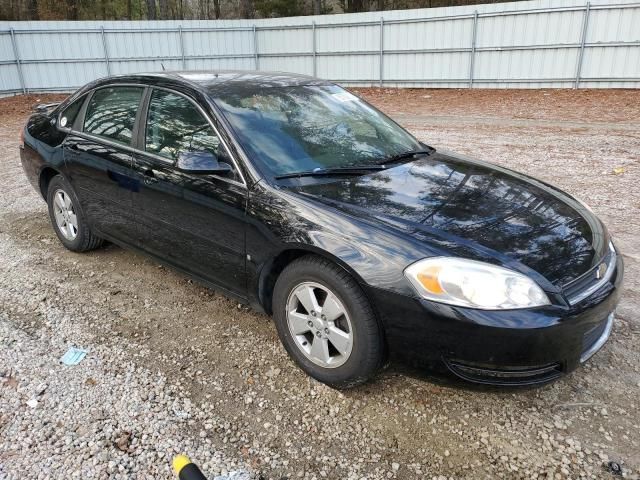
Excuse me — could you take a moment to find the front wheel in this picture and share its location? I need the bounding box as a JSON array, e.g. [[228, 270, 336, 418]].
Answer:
[[47, 175, 103, 252], [272, 255, 384, 389]]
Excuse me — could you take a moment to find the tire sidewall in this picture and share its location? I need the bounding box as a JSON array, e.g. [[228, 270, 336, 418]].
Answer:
[[273, 259, 381, 387]]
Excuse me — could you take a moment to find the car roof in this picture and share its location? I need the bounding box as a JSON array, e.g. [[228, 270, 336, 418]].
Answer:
[[90, 70, 332, 97], [175, 70, 329, 88]]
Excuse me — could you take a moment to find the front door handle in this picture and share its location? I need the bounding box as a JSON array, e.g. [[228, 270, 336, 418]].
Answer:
[[143, 169, 158, 185]]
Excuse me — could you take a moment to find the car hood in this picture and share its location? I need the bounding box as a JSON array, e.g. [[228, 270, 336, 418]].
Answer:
[[289, 151, 609, 286]]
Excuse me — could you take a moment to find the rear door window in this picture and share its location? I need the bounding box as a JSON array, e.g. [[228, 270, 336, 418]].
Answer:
[[83, 86, 144, 146]]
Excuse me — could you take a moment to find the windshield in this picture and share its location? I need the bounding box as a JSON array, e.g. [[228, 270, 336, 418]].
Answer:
[[212, 85, 423, 177]]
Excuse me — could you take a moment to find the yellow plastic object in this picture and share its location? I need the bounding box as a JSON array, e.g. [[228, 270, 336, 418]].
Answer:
[[172, 454, 192, 475]]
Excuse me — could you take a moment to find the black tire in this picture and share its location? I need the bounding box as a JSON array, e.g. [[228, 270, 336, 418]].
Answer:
[[272, 255, 384, 389], [47, 174, 103, 252]]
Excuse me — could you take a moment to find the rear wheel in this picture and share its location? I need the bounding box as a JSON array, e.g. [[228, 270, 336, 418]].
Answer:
[[47, 175, 103, 252], [272, 255, 384, 389]]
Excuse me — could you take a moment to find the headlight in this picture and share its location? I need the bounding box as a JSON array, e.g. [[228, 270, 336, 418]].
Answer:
[[404, 257, 549, 310]]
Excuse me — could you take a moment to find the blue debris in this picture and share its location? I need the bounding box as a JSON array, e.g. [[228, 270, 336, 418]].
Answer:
[[60, 347, 88, 366]]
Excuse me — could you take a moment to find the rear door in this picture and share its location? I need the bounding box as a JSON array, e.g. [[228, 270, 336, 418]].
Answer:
[[130, 87, 248, 296], [63, 85, 145, 244]]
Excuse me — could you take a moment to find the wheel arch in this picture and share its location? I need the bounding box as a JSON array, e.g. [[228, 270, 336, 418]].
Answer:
[[259, 245, 390, 373], [39, 166, 62, 199], [257, 245, 372, 317]]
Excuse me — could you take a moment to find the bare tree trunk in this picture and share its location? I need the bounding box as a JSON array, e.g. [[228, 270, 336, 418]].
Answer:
[[147, 0, 157, 19], [158, 0, 169, 19], [127, 0, 132, 19], [346, 0, 366, 13], [239, 0, 254, 18], [162, 0, 170, 19], [9, 0, 19, 20], [67, 0, 78, 19], [377, 0, 384, 10], [313, 0, 322, 15], [28, 0, 39, 20], [213, 0, 220, 18]]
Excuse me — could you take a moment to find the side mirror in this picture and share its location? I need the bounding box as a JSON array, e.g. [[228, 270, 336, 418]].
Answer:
[[176, 151, 232, 175]]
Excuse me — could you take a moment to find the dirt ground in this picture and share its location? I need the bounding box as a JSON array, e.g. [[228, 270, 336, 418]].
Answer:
[[0, 88, 639, 479]]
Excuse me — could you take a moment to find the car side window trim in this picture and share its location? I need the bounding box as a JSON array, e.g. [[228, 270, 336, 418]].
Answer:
[[63, 83, 149, 137], [133, 87, 172, 164], [59, 82, 246, 189], [201, 95, 263, 187], [72, 94, 90, 131], [138, 86, 247, 188], [82, 85, 146, 148], [56, 93, 89, 133], [70, 130, 143, 157], [131, 86, 150, 151], [73, 89, 97, 133], [60, 84, 149, 157]]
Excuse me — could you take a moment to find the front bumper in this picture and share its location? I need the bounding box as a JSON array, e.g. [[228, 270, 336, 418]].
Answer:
[[369, 253, 623, 386]]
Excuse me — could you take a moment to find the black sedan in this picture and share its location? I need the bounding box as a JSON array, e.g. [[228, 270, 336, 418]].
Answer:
[[20, 71, 623, 388]]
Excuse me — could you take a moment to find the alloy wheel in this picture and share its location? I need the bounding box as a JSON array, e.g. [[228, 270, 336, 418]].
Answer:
[[52, 189, 78, 240], [286, 281, 353, 368]]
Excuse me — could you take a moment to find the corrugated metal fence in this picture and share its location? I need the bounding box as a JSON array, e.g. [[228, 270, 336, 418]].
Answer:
[[1, 0, 639, 94]]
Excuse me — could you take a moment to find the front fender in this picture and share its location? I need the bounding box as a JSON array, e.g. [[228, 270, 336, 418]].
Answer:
[[246, 184, 431, 308]]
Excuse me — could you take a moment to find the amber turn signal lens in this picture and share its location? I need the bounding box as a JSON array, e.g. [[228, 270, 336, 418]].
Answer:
[[417, 266, 444, 294]]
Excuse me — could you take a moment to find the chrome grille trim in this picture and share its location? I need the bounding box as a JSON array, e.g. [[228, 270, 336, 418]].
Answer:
[[567, 242, 616, 305]]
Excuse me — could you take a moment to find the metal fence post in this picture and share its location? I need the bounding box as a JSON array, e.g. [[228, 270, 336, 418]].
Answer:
[[253, 25, 259, 70], [178, 25, 186, 69], [468, 10, 478, 88], [575, 2, 591, 89], [379, 17, 384, 88], [9, 28, 26, 94], [312, 21, 317, 77], [100, 26, 111, 75]]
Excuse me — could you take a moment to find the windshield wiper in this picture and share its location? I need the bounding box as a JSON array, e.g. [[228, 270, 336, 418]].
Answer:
[[378, 148, 434, 166], [275, 165, 387, 180]]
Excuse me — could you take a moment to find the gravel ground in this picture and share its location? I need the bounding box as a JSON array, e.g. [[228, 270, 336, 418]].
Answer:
[[1, 89, 639, 480]]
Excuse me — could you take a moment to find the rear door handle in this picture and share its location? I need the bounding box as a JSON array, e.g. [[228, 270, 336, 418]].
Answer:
[[143, 169, 158, 185]]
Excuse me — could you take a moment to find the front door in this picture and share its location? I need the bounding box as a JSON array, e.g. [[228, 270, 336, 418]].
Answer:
[[63, 86, 144, 244], [131, 88, 248, 296]]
